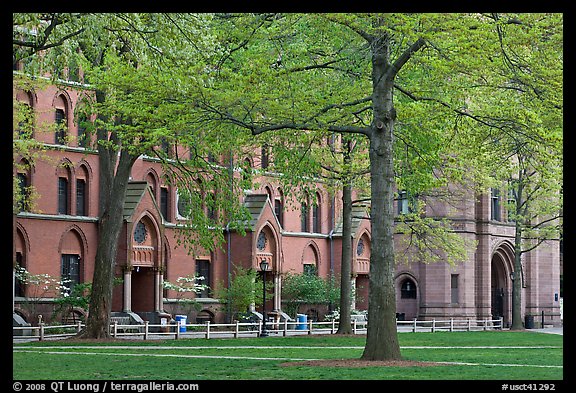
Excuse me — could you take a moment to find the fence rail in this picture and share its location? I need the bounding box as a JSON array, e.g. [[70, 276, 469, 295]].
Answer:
[[13, 317, 504, 342]]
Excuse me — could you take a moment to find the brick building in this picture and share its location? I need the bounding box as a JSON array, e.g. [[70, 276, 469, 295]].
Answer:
[[13, 69, 562, 330]]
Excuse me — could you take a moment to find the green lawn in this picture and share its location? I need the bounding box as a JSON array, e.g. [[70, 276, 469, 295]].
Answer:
[[13, 331, 563, 380]]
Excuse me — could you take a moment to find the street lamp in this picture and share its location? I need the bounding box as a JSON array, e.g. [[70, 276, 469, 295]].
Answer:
[[259, 259, 269, 337]]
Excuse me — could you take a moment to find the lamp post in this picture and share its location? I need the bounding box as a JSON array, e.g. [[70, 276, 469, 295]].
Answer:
[[259, 259, 269, 337]]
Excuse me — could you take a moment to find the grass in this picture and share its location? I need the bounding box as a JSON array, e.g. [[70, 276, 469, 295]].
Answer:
[[13, 331, 563, 381]]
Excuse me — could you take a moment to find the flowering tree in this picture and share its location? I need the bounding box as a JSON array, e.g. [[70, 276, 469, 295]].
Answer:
[[163, 274, 208, 317], [14, 265, 70, 324]]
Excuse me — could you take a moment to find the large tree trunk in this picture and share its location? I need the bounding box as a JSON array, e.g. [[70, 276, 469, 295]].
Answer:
[[361, 32, 402, 361], [79, 92, 138, 338], [81, 149, 136, 338]]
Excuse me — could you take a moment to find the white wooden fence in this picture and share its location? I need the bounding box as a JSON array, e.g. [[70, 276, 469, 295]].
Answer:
[[13, 317, 504, 341]]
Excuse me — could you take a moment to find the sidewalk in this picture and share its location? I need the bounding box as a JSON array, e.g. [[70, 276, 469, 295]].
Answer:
[[528, 327, 563, 335]]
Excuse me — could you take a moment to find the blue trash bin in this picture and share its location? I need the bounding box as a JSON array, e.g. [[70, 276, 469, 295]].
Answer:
[[296, 314, 307, 330], [175, 315, 187, 332]]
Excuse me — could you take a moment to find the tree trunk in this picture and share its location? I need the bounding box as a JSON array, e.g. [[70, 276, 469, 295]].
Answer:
[[361, 32, 402, 361], [511, 172, 525, 330], [336, 181, 353, 334], [79, 121, 137, 338]]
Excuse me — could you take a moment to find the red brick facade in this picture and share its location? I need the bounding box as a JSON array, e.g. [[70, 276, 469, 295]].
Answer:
[[13, 76, 562, 328]]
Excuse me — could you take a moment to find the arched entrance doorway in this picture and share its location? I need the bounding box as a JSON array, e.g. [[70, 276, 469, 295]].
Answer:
[[491, 243, 514, 326], [255, 225, 279, 312], [128, 214, 162, 314]]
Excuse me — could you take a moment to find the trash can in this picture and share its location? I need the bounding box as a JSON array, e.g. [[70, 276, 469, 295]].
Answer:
[[296, 314, 307, 330], [525, 315, 534, 329], [175, 315, 187, 332]]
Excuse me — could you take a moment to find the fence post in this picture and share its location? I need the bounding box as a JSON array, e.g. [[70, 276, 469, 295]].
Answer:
[[500, 316, 504, 329], [283, 319, 288, 337], [76, 321, 82, 334], [432, 319, 436, 333], [308, 319, 312, 335], [234, 321, 239, 338], [468, 318, 472, 331], [413, 318, 417, 333], [331, 319, 335, 334], [450, 318, 454, 332], [175, 323, 180, 340], [112, 321, 118, 338], [353, 319, 357, 335], [39, 323, 45, 341], [144, 321, 149, 340]]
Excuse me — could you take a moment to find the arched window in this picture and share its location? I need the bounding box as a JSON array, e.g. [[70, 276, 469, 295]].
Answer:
[[15, 90, 34, 138], [60, 229, 84, 293], [76, 164, 89, 216], [54, 95, 69, 145], [56, 162, 72, 215], [261, 144, 269, 169], [274, 188, 284, 227], [16, 158, 32, 212], [77, 112, 93, 148], [312, 192, 322, 233], [303, 244, 319, 275], [242, 158, 252, 187], [58, 177, 70, 214], [301, 201, 309, 232], [491, 188, 501, 221], [400, 278, 417, 299]]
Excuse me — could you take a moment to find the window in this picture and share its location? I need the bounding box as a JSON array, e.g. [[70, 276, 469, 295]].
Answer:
[[261, 145, 269, 169], [55, 108, 67, 144], [241, 159, 252, 190], [451, 274, 459, 304], [176, 189, 192, 219], [16, 102, 33, 138], [312, 193, 321, 233], [61, 254, 80, 293], [207, 192, 216, 220], [397, 190, 413, 215], [195, 259, 211, 298], [400, 279, 417, 299], [301, 202, 309, 232], [17, 173, 30, 212], [15, 252, 25, 297], [491, 188, 501, 221], [76, 179, 86, 216], [274, 197, 283, 227], [58, 177, 69, 214], [160, 187, 169, 221], [303, 264, 317, 276], [160, 137, 172, 158], [357, 238, 365, 256], [507, 187, 516, 223], [67, 56, 80, 82], [77, 114, 89, 148]]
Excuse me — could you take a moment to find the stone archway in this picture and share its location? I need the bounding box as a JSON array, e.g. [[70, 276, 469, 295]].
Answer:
[[254, 224, 280, 312], [491, 243, 514, 326]]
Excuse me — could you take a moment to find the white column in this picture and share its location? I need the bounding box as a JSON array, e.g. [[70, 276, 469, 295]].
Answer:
[[350, 276, 357, 311], [123, 269, 132, 312], [274, 272, 281, 311], [155, 270, 164, 312]]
